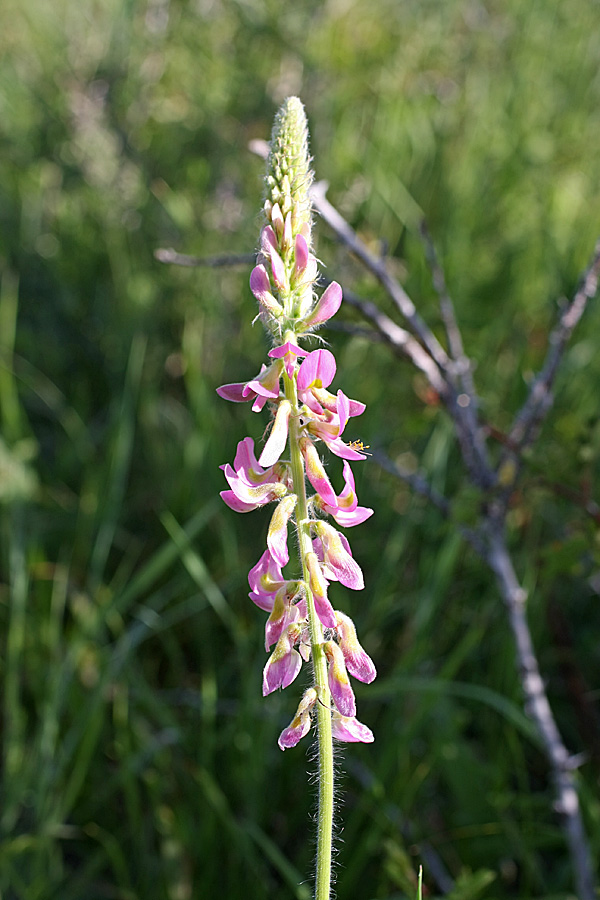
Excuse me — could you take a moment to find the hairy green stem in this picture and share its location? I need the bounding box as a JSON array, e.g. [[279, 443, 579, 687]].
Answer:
[[283, 366, 334, 900]]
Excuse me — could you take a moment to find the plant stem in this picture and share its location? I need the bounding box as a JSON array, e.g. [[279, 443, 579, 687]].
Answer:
[[284, 366, 334, 900]]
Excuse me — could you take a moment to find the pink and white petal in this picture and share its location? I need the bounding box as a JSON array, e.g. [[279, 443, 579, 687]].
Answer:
[[249, 590, 275, 612], [267, 494, 297, 566], [245, 361, 282, 400], [300, 438, 337, 507], [268, 341, 305, 360], [325, 437, 367, 461], [297, 349, 336, 392], [216, 381, 249, 403], [304, 281, 343, 327], [270, 251, 287, 290], [219, 490, 257, 513], [278, 687, 317, 750], [250, 264, 272, 298], [262, 647, 302, 694], [336, 390, 350, 436], [331, 712, 374, 743], [324, 641, 356, 717], [347, 397, 366, 417], [278, 714, 311, 750], [259, 400, 292, 467], [294, 233, 309, 276], [248, 549, 285, 594], [260, 225, 279, 256], [329, 505, 374, 527], [335, 611, 377, 684], [306, 552, 337, 629]]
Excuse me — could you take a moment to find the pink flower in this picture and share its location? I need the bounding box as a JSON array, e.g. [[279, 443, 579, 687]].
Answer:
[[331, 711, 374, 744], [300, 436, 337, 507], [323, 640, 356, 717], [296, 351, 367, 460], [278, 687, 318, 750], [259, 400, 292, 467], [262, 623, 304, 695], [303, 281, 343, 328], [306, 551, 336, 629], [313, 521, 364, 590], [294, 233, 309, 276], [248, 549, 286, 611], [267, 494, 297, 566], [216, 360, 283, 412], [268, 341, 307, 379], [220, 437, 289, 512], [259, 225, 288, 290], [314, 460, 373, 526], [265, 589, 306, 650], [297, 348, 337, 393], [335, 611, 377, 684], [250, 264, 282, 317]]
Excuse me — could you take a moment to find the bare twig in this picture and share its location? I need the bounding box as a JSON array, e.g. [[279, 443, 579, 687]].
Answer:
[[341, 289, 446, 393], [373, 449, 487, 559], [486, 527, 596, 900], [310, 181, 451, 377], [508, 239, 600, 451], [313, 184, 597, 898], [154, 248, 255, 267], [419, 221, 478, 401], [311, 183, 495, 490]]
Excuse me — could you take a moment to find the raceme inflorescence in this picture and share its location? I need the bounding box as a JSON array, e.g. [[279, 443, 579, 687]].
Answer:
[[216, 95, 375, 899]]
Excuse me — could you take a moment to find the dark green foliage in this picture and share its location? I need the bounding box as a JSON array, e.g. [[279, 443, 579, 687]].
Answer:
[[1, 0, 599, 897]]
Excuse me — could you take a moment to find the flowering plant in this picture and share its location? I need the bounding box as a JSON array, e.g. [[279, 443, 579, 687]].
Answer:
[[217, 97, 375, 899]]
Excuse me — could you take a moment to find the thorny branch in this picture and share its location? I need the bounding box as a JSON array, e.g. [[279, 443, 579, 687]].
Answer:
[[309, 183, 599, 900]]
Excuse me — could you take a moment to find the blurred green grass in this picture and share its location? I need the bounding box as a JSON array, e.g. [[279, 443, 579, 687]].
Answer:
[[1, 0, 600, 897]]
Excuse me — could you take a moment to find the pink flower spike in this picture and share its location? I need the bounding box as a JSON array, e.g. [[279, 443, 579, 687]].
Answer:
[[297, 349, 336, 392], [262, 624, 303, 695], [335, 611, 377, 684], [268, 342, 307, 379], [304, 281, 343, 327], [306, 552, 337, 628], [324, 641, 356, 717], [278, 688, 318, 751], [314, 521, 364, 590], [300, 437, 337, 507], [294, 233, 309, 276], [267, 494, 297, 566], [259, 399, 292, 467], [331, 711, 374, 744]]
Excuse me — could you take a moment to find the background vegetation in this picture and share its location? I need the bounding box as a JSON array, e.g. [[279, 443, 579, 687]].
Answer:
[[1, 0, 600, 897]]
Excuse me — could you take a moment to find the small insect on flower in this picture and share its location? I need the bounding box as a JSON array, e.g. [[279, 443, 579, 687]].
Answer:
[[347, 440, 371, 456]]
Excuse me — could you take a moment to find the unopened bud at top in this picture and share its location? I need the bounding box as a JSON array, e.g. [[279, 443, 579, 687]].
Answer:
[[265, 97, 313, 249]]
